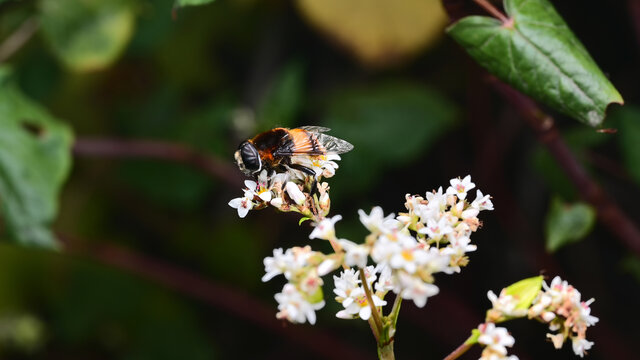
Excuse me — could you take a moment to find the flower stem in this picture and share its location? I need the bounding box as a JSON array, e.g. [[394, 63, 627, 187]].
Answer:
[[359, 269, 384, 335], [443, 342, 473, 360], [377, 341, 395, 360], [389, 294, 402, 329], [473, 0, 509, 23]]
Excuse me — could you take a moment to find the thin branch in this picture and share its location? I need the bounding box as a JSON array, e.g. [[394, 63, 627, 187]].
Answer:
[[443, 341, 473, 360], [490, 79, 640, 257], [0, 16, 39, 63], [359, 268, 384, 337], [61, 235, 371, 360], [73, 138, 244, 188], [473, 0, 509, 23]]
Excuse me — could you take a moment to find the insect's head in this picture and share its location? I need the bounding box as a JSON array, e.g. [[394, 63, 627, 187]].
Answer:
[[234, 141, 262, 176]]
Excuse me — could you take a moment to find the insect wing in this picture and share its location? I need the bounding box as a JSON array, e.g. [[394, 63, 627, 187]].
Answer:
[[297, 125, 330, 133], [315, 133, 354, 154]]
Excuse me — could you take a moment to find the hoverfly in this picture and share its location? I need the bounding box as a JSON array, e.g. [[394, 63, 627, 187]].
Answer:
[[234, 126, 353, 182]]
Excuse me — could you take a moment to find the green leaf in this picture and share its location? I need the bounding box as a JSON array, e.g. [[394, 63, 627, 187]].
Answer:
[[0, 67, 73, 248], [39, 0, 135, 72], [503, 276, 543, 310], [174, 0, 215, 7], [545, 196, 596, 252], [615, 106, 640, 185], [256, 61, 305, 132], [323, 82, 458, 197], [298, 217, 311, 226], [447, 0, 623, 127]]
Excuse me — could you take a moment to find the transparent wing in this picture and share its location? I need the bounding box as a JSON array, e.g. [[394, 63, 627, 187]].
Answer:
[[315, 133, 354, 154], [297, 125, 331, 133]]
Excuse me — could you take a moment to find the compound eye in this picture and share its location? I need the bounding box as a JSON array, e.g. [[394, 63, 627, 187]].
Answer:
[[239, 141, 261, 172]]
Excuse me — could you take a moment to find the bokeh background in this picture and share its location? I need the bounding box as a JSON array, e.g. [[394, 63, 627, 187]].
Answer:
[[0, 0, 639, 359]]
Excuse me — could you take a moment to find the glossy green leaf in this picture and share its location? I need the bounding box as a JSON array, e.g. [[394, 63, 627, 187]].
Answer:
[[39, 0, 135, 72], [545, 196, 596, 252], [503, 276, 543, 310], [174, 0, 215, 7], [0, 68, 73, 248], [615, 106, 640, 185], [447, 0, 623, 126]]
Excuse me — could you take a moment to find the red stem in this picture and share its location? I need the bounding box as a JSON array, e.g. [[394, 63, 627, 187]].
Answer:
[[73, 138, 244, 188]]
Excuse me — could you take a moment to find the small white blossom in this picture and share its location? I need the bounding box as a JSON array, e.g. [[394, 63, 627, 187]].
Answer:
[[333, 268, 360, 303], [339, 239, 369, 268], [275, 283, 324, 325], [336, 287, 386, 321], [446, 175, 476, 200], [478, 323, 515, 356], [309, 215, 342, 240], [419, 217, 454, 242], [358, 206, 396, 234], [285, 182, 306, 205], [472, 190, 494, 211], [487, 290, 527, 318], [228, 195, 254, 218], [395, 271, 439, 308], [571, 337, 594, 358], [262, 248, 294, 282]]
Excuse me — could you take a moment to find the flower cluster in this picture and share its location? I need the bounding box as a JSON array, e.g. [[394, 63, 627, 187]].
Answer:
[[477, 323, 519, 360], [228, 155, 340, 218], [528, 276, 599, 357], [257, 175, 493, 325], [263, 246, 340, 324]]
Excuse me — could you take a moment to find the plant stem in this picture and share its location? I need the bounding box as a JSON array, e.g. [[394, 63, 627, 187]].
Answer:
[[378, 341, 395, 360], [389, 294, 402, 329], [0, 16, 39, 63], [473, 0, 509, 23], [359, 268, 384, 336], [443, 342, 473, 360]]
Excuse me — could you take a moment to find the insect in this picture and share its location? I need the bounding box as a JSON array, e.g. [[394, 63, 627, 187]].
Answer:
[[234, 126, 354, 181]]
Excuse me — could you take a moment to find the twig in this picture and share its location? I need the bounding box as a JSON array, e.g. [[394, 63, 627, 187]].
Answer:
[[73, 138, 244, 188], [443, 341, 473, 360], [0, 16, 39, 63], [61, 235, 371, 360], [473, 0, 510, 23], [490, 80, 640, 257], [359, 268, 384, 337]]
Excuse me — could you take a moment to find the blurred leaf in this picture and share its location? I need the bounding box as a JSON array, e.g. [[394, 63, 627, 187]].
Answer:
[[621, 255, 640, 283], [256, 61, 304, 131], [615, 106, 640, 185], [324, 82, 458, 196], [545, 196, 596, 252], [174, 0, 215, 7], [447, 0, 623, 126], [296, 0, 447, 67], [503, 276, 543, 310], [0, 67, 73, 248], [39, 0, 136, 72]]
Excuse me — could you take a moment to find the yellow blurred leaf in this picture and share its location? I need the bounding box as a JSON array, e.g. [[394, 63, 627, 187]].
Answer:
[[296, 0, 448, 67]]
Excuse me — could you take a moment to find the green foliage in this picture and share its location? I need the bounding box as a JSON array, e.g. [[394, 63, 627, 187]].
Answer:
[[323, 82, 458, 196], [545, 196, 596, 252], [502, 276, 543, 311], [256, 61, 305, 132], [0, 68, 72, 248], [174, 0, 216, 7], [447, 0, 623, 127], [615, 106, 640, 185], [39, 0, 136, 72]]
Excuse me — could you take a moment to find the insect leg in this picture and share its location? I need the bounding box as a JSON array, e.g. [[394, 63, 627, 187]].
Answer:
[[287, 163, 319, 195]]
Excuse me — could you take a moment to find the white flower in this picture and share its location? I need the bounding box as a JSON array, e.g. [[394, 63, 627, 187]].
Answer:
[[262, 248, 294, 282], [374, 265, 395, 293], [275, 283, 324, 325], [571, 337, 593, 358], [336, 287, 386, 321], [389, 241, 431, 274], [578, 298, 599, 327], [446, 175, 476, 200], [358, 206, 396, 234], [477, 323, 515, 356], [472, 190, 494, 211], [395, 271, 439, 308], [333, 268, 360, 302], [418, 217, 454, 242], [339, 239, 369, 268], [228, 195, 254, 218], [285, 182, 306, 205], [309, 215, 342, 240]]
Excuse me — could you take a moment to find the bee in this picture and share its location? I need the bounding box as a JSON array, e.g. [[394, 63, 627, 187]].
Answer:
[[234, 126, 353, 181]]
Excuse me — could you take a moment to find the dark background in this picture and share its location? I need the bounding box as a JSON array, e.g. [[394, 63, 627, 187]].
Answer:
[[0, 0, 639, 359]]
